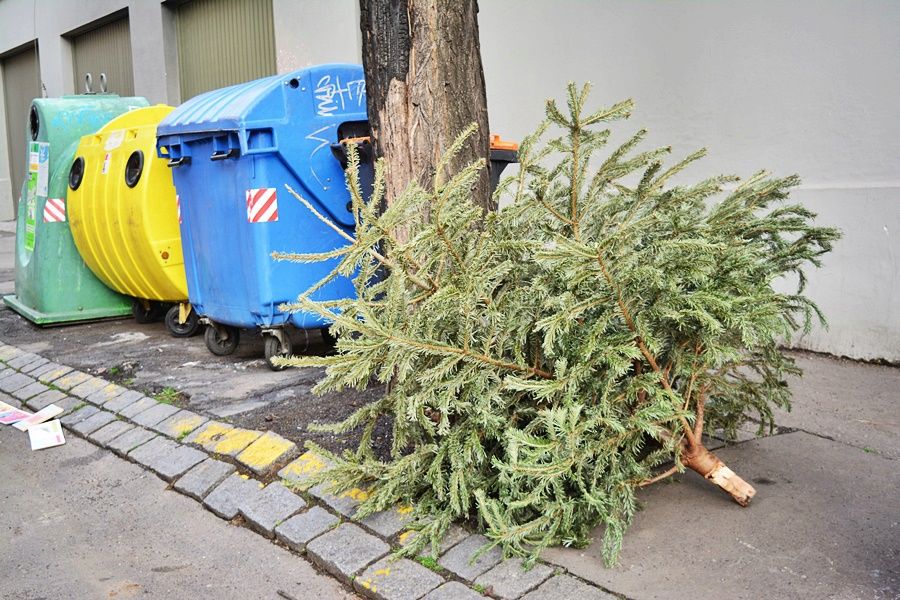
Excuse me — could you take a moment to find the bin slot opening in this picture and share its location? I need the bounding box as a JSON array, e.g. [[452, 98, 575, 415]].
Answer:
[[211, 132, 241, 158], [246, 128, 275, 152]]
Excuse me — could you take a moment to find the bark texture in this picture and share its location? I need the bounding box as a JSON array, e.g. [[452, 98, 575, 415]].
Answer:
[[360, 0, 492, 214]]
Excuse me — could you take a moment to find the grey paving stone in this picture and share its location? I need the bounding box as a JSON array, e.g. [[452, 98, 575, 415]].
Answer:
[[151, 444, 207, 482], [70, 377, 111, 400], [0, 367, 14, 381], [7, 353, 42, 370], [85, 382, 128, 406], [520, 575, 616, 600], [51, 370, 92, 392], [20, 356, 50, 374], [0, 345, 25, 361], [87, 420, 135, 446], [422, 582, 485, 600], [3, 395, 22, 409], [36, 364, 73, 384], [60, 404, 99, 428], [278, 450, 334, 487], [151, 409, 208, 439], [103, 389, 144, 412], [25, 389, 67, 411], [0, 372, 35, 393], [173, 458, 236, 501], [118, 396, 159, 419], [128, 435, 179, 469], [400, 524, 470, 560], [310, 481, 365, 518], [360, 505, 414, 538], [130, 402, 179, 427], [11, 380, 49, 401], [183, 420, 233, 447], [107, 427, 157, 457], [203, 474, 261, 520], [355, 557, 444, 600], [52, 396, 84, 416], [438, 534, 503, 582], [71, 410, 117, 436], [235, 431, 297, 476], [238, 481, 307, 538], [306, 523, 390, 584], [275, 506, 340, 552], [474, 558, 554, 600], [28, 361, 62, 379]]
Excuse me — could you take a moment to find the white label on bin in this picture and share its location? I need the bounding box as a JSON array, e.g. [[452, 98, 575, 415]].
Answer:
[[36, 142, 49, 197], [43, 198, 66, 223], [104, 130, 125, 151], [101, 152, 111, 175], [246, 188, 278, 223]]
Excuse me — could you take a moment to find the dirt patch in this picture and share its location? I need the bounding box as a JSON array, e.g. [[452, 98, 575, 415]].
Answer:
[[232, 377, 393, 459]]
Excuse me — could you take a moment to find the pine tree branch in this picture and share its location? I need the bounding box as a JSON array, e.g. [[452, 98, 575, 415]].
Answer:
[[595, 251, 699, 447], [380, 331, 553, 380], [284, 184, 435, 293], [638, 465, 679, 487]]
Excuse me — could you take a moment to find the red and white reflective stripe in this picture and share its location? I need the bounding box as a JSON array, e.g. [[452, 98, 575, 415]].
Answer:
[[176, 195, 182, 224], [43, 198, 66, 223], [246, 188, 278, 223]]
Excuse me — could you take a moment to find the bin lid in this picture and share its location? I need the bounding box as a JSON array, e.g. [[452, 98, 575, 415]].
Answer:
[[157, 64, 366, 137]]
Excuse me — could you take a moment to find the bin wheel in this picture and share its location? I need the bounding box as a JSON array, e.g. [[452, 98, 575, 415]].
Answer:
[[320, 327, 337, 347], [205, 324, 240, 356], [263, 334, 293, 371], [132, 298, 159, 324], [165, 305, 200, 338]]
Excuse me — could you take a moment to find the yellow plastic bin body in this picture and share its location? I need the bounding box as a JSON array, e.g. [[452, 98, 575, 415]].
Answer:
[[68, 105, 188, 301]]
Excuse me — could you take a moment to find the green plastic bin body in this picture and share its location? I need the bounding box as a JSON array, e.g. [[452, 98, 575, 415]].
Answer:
[[3, 95, 150, 324]]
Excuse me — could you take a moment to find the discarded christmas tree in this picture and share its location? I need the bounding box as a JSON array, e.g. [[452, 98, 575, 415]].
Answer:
[[274, 83, 839, 565]]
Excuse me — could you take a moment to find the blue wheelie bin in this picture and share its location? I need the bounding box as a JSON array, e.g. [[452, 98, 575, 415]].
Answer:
[[156, 64, 368, 370]]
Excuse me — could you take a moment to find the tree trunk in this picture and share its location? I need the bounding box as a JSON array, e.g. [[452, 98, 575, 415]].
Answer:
[[682, 442, 757, 506], [359, 0, 492, 217]]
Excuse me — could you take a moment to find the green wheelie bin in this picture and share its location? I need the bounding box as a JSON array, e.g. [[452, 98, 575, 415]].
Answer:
[[4, 94, 149, 324]]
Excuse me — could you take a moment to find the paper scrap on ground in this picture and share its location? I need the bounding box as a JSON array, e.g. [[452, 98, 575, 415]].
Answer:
[[0, 401, 32, 425], [28, 419, 66, 450], [14, 404, 63, 431]]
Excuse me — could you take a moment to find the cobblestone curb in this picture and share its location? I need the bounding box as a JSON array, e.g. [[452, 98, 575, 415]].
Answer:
[[0, 342, 620, 600]]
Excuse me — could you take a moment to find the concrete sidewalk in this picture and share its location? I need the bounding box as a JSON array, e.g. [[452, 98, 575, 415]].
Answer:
[[0, 424, 355, 600]]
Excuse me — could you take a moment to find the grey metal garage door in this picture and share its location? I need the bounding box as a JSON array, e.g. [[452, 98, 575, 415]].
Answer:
[[71, 16, 135, 96], [175, 0, 276, 101], [2, 43, 41, 211]]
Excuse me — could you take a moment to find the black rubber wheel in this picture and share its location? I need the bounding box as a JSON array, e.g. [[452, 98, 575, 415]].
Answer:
[[165, 305, 200, 338], [263, 333, 293, 371], [132, 298, 157, 324], [320, 326, 338, 347], [205, 324, 240, 356]]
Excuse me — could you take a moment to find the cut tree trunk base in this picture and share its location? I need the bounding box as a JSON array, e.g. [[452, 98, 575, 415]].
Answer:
[[682, 443, 757, 506]]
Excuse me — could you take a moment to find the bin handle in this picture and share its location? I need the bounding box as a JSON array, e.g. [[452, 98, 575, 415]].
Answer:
[[211, 149, 238, 161], [167, 157, 191, 168]]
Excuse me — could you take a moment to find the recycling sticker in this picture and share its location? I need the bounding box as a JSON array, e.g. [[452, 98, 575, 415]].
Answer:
[[24, 141, 49, 253]]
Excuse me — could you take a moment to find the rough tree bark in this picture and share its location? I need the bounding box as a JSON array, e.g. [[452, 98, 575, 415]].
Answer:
[[359, 0, 493, 215]]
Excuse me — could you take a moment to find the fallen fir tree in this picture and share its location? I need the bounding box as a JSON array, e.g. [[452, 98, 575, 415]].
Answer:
[[274, 83, 839, 565]]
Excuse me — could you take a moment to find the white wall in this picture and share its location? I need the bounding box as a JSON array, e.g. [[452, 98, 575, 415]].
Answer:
[[479, 0, 900, 362]]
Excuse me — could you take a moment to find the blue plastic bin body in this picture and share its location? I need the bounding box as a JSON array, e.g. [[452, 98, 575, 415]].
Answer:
[[156, 65, 366, 330]]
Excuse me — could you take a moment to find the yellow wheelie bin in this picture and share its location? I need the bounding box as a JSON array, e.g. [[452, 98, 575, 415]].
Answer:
[[67, 105, 199, 337]]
